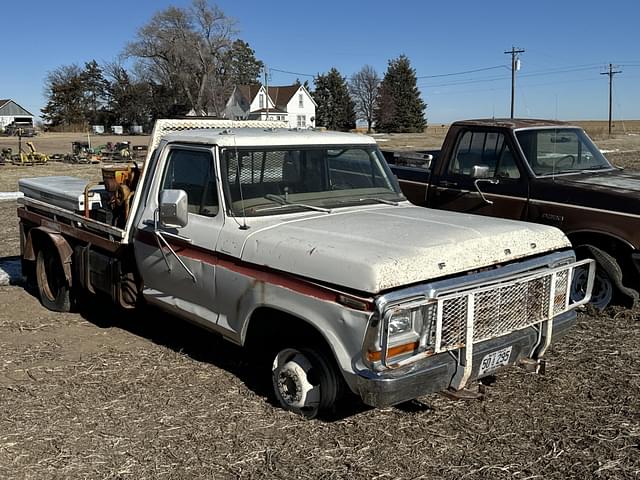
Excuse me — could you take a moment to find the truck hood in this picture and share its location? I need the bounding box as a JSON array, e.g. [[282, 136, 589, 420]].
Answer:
[[536, 170, 640, 216], [239, 205, 570, 294], [551, 169, 640, 193]]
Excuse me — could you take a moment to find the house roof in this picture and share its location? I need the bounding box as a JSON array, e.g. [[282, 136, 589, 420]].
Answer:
[[0, 99, 34, 117], [266, 86, 300, 109], [236, 85, 262, 104]]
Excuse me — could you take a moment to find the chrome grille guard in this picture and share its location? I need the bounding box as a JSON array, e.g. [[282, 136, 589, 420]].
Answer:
[[378, 259, 595, 387]]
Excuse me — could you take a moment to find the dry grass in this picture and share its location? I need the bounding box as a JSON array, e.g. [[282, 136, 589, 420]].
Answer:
[[0, 286, 638, 479]]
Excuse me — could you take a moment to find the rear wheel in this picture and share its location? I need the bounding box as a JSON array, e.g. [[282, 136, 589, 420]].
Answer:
[[271, 346, 341, 418], [36, 248, 71, 312]]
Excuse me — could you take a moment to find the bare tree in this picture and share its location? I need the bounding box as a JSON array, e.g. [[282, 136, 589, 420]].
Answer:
[[125, 0, 236, 115], [349, 65, 380, 133]]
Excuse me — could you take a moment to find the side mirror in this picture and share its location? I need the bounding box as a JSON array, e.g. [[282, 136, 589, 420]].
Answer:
[[159, 189, 188, 228], [470, 165, 491, 179]]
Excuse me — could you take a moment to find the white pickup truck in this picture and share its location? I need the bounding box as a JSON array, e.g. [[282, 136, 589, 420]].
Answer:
[[17, 119, 594, 418]]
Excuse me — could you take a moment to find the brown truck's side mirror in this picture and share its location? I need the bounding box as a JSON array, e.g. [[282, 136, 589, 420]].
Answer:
[[470, 165, 491, 179], [159, 189, 188, 228]]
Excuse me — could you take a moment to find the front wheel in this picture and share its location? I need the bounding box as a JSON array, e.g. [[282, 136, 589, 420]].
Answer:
[[571, 263, 613, 310], [271, 347, 341, 418]]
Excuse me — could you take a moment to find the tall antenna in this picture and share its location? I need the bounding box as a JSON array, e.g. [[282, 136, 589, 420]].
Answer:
[[504, 46, 525, 118], [601, 63, 622, 136]]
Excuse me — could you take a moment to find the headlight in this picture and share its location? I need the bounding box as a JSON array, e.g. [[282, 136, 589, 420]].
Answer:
[[388, 310, 412, 335], [386, 301, 436, 343], [366, 300, 438, 366]]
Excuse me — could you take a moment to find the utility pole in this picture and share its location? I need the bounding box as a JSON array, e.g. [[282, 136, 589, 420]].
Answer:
[[601, 63, 621, 136], [264, 65, 270, 120], [504, 47, 525, 118]]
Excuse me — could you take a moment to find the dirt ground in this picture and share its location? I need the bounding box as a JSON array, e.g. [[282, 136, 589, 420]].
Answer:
[[0, 130, 638, 479]]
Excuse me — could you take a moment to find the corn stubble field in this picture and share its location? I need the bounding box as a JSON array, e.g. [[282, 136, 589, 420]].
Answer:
[[0, 126, 638, 479]]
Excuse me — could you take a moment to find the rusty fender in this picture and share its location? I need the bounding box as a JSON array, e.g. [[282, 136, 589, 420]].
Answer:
[[215, 265, 373, 389], [23, 226, 74, 285]]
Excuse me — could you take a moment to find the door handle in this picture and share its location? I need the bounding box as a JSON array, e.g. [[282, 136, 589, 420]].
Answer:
[[474, 178, 499, 205], [439, 180, 458, 188]]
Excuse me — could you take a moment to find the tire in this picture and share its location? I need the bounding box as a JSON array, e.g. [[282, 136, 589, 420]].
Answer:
[[271, 346, 341, 418], [571, 262, 612, 310], [572, 245, 639, 310], [36, 248, 71, 312]]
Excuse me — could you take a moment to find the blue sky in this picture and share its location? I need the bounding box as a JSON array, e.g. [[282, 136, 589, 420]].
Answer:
[[2, 0, 639, 123]]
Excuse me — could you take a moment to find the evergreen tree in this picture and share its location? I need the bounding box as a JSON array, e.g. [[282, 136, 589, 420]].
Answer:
[[104, 63, 152, 129], [374, 55, 426, 133], [41, 64, 87, 128], [294, 78, 311, 90], [226, 40, 263, 85], [80, 60, 108, 124], [312, 68, 355, 131]]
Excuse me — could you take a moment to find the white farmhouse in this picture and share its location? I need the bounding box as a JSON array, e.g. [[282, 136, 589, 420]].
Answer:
[[0, 99, 34, 131], [224, 84, 316, 128]]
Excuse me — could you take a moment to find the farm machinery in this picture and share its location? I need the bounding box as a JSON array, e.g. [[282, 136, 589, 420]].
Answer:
[[64, 141, 99, 164], [95, 141, 132, 163], [2, 137, 49, 165]]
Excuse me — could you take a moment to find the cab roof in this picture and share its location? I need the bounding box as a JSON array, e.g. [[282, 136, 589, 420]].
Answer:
[[161, 128, 377, 148], [452, 118, 576, 129]]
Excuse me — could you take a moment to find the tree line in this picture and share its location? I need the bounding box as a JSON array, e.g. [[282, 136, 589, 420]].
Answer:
[[42, 0, 426, 133]]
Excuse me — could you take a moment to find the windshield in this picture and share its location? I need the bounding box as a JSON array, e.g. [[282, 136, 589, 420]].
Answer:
[[221, 146, 404, 216], [516, 128, 613, 176]]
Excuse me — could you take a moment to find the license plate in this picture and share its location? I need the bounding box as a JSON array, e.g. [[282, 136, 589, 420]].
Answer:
[[479, 346, 513, 376]]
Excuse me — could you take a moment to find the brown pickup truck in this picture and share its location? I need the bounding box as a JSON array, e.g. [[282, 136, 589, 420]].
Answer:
[[386, 118, 640, 309]]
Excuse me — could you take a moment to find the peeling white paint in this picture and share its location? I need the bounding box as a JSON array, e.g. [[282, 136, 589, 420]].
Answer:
[[239, 204, 570, 293]]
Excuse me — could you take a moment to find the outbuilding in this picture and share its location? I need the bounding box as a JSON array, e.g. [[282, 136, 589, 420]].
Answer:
[[0, 99, 34, 131]]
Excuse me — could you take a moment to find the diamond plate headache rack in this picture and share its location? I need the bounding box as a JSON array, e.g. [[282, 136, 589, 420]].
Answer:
[[146, 119, 289, 158]]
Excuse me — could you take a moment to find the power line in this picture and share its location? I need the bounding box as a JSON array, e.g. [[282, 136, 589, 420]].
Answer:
[[519, 64, 602, 78], [418, 74, 510, 89], [416, 65, 508, 79], [269, 68, 315, 78]]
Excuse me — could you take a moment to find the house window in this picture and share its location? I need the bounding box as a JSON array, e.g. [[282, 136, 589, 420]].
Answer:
[[297, 115, 306, 128], [259, 93, 265, 109], [298, 93, 304, 108]]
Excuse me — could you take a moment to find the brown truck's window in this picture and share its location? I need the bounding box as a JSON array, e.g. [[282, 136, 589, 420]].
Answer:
[[161, 148, 219, 217], [449, 131, 520, 179], [516, 128, 611, 175]]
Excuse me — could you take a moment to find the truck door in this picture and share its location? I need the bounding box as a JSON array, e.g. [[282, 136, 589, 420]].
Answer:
[[428, 129, 528, 220], [133, 144, 224, 328]]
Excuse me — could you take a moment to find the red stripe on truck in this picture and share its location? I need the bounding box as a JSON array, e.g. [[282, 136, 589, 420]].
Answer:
[[134, 229, 374, 310]]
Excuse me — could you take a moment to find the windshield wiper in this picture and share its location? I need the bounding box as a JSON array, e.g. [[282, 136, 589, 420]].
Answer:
[[358, 197, 400, 206], [262, 194, 332, 213]]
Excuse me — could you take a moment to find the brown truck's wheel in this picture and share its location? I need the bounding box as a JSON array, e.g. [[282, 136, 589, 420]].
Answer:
[[36, 248, 71, 312], [271, 346, 340, 418], [572, 245, 639, 310]]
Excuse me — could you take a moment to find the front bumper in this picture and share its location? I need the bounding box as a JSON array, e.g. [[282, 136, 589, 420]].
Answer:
[[355, 309, 575, 408]]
